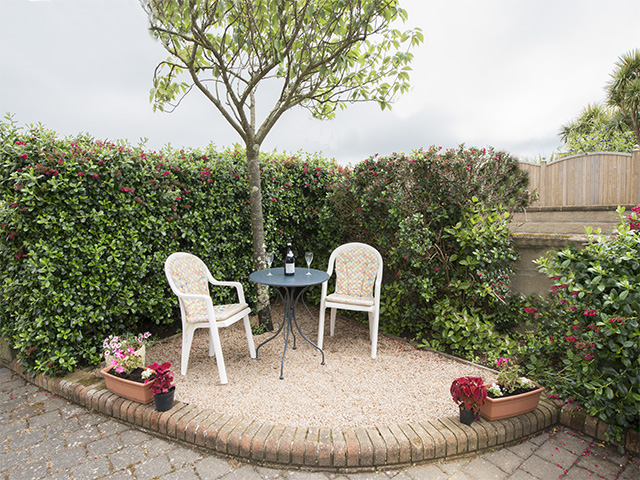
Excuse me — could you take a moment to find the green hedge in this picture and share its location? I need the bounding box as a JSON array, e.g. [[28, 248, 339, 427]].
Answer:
[[0, 119, 340, 375], [329, 146, 533, 357]]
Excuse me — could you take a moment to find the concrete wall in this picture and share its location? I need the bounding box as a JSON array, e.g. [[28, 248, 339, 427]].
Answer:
[[511, 233, 587, 297]]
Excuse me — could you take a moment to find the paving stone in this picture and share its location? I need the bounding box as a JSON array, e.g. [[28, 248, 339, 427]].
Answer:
[[218, 464, 264, 480], [575, 452, 625, 479], [119, 428, 153, 446], [40, 471, 71, 480], [70, 456, 111, 479], [98, 419, 130, 437], [28, 410, 62, 429], [48, 446, 89, 473], [519, 454, 564, 479], [254, 465, 284, 480], [286, 471, 332, 480], [100, 470, 135, 480], [10, 403, 46, 422], [619, 462, 640, 480], [133, 453, 173, 480], [482, 448, 524, 474], [166, 444, 203, 468], [550, 430, 591, 455], [158, 466, 200, 480], [506, 439, 538, 459], [9, 427, 45, 449], [64, 424, 101, 448], [0, 419, 27, 438], [438, 458, 471, 475], [405, 464, 449, 480], [461, 457, 508, 480], [0, 447, 29, 471], [193, 456, 234, 480], [443, 471, 473, 480], [7, 459, 49, 480], [561, 465, 599, 479], [87, 434, 124, 458], [503, 470, 538, 480], [45, 418, 79, 438], [29, 436, 67, 459], [108, 444, 146, 471], [58, 403, 86, 420], [142, 436, 175, 457]]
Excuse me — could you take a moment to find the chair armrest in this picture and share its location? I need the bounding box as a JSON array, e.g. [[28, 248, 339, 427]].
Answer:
[[210, 280, 247, 304], [175, 292, 211, 301]]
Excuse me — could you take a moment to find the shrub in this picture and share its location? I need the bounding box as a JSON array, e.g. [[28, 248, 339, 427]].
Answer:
[[527, 207, 640, 442], [330, 146, 534, 351]]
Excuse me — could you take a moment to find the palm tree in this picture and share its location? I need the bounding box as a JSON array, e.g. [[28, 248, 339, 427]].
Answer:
[[606, 49, 640, 147]]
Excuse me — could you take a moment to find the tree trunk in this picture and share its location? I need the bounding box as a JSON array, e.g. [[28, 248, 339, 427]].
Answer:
[[246, 144, 273, 331]]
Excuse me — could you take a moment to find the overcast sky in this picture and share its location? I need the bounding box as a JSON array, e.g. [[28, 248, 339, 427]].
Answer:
[[1, 0, 639, 165]]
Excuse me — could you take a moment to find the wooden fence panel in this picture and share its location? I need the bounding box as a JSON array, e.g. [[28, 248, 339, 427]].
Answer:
[[519, 150, 640, 207]]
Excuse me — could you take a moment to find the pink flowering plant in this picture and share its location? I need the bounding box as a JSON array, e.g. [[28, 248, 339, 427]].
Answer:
[[143, 361, 174, 395], [102, 332, 152, 375], [486, 357, 536, 397]]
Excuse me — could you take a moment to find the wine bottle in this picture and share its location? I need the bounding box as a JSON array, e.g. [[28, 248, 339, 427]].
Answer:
[[284, 241, 295, 276]]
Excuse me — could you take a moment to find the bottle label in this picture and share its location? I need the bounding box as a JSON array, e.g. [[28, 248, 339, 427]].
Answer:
[[285, 263, 295, 275]]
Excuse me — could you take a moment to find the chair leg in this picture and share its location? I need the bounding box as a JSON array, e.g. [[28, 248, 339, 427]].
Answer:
[[329, 308, 337, 336], [317, 301, 326, 349], [242, 315, 256, 358], [369, 311, 379, 359], [181, 325, 196, 376], [209, 325, 228, 384], [208, 328, 216, 357]]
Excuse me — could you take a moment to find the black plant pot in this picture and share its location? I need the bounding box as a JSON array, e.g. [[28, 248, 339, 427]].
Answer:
[[459, 407, 475, 425], [153, 387, 175, 412]]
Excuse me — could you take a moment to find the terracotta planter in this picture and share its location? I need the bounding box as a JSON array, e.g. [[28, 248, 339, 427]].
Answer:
[[479, 383, 544, 421], [100, 366, 153, 404]]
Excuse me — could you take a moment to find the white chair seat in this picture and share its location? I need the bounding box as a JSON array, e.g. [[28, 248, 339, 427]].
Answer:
[[184, 302, 250, 324], [165, 252, 256, 384], [325, 293, 375, 307]]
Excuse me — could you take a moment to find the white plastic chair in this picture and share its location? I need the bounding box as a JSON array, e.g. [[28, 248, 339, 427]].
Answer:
[[318, 243, 383, 358], [164, 252, 256, 384]]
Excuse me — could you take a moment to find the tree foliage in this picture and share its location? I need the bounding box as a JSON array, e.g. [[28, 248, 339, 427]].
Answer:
[[558, 49, 640, 157], [606, 48, 640, 147], [139, 0, 423, 325]]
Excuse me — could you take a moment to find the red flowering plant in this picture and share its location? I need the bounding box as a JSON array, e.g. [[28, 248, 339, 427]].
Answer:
[[142, 362, 175, 395], [450, 376, 487, 416]]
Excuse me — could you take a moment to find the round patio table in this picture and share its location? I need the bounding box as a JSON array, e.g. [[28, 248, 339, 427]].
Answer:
[[250, 267, 329, 380]]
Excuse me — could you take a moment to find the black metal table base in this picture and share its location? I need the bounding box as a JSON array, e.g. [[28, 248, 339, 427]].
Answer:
[[255, 285, 325, 380]]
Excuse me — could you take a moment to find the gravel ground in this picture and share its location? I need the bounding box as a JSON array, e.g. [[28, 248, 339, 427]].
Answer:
[[145, 304, 496, 429]]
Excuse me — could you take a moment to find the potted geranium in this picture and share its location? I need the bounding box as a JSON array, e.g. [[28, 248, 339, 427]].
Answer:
[[450, 376, 487, 425], [143, 362, 176, 412], [100, 332, 154, 404], [480, 357, 545, 421]]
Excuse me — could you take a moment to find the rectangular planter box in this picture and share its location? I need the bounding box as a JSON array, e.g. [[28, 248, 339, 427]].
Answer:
[[479, 384, 545, 421], [100, 366, 153, 404]]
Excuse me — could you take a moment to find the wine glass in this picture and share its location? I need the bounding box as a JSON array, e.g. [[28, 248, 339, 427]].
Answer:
[[305, 251, 313, 275], [266, 252, 274, 275]]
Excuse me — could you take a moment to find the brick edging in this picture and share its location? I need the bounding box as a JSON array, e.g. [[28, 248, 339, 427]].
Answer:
[[4, 360, 637, 470]]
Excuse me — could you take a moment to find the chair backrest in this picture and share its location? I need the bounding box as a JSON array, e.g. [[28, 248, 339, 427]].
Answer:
[[330, 243, 382, 298], [165, 252, 210, 321]]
